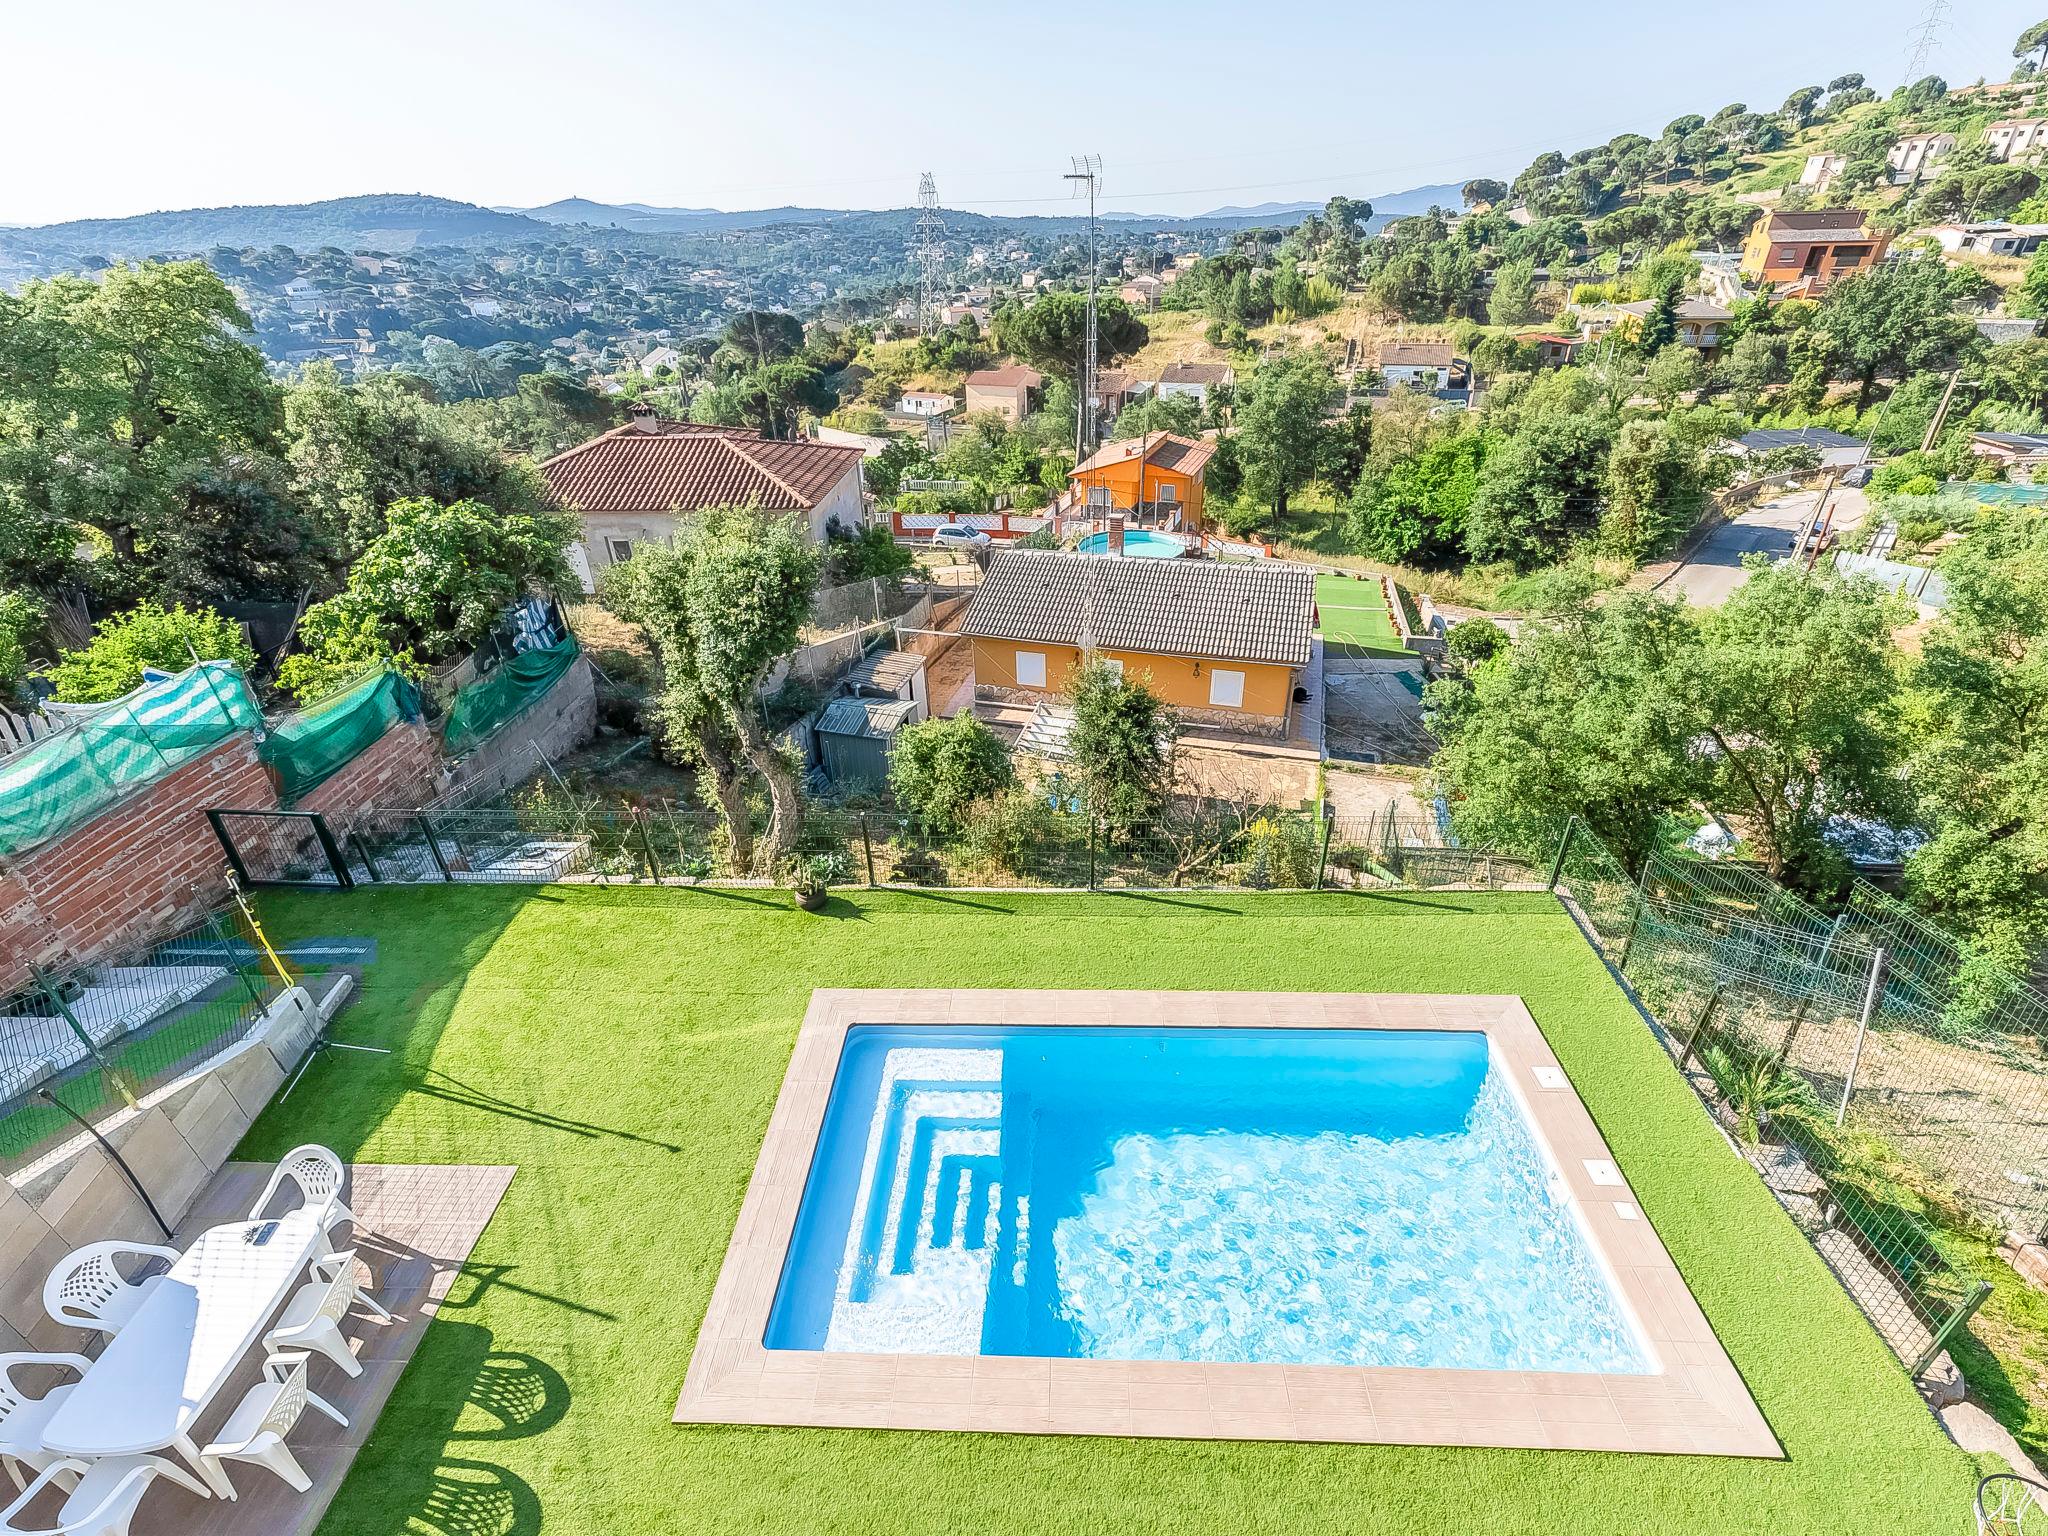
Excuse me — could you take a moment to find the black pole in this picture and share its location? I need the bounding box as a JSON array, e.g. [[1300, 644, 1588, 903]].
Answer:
[[1315, 805, 1334, 891], [1546, 814, 1577, 891], [859, 814, 877, 887], [35, 1089, 174, 1241], [417, 814, 454, 882]]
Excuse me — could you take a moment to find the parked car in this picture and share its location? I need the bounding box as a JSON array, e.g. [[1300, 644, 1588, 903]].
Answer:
[[929, 524, 992, 551]]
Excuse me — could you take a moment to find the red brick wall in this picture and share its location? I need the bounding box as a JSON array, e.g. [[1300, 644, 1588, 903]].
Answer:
[[0, 873, 62, 988], [0, 736, 278, 992], [296, 720, 444, 814]]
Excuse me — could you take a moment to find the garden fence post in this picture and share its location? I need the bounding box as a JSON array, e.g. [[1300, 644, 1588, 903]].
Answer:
[[1615, 864, 1650, 972], [632, 807, 662, 881], [1315, 805, 1333, 891], [1911, 1281, 1992, 1378], [417, 814, 454, 882], [308, 814, 354, 890], [1772, 1000, 1810, 1071], [1088, 816, 1098, 891], [32, 962, 137, 1109], [1678, 985, 1721, 1072], [1546, 815, 1577, 891], [859, 814, 877, 887], [1835, 946, 1887, 1129]]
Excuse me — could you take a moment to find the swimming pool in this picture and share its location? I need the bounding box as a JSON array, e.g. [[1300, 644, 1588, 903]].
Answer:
[[764, 1023, 1650, 1373], [1076, 529, 1185, 557]]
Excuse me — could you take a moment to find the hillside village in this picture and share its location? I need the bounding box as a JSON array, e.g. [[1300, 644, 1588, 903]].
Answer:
[[20, 23, 2048, 1536]]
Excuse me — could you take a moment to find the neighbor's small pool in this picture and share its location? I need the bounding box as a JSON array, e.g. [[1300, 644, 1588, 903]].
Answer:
[[764, 1025, 1651, 1373], [1076, 529, 1185, 558]]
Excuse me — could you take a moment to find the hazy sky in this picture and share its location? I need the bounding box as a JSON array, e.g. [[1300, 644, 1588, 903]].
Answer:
[[5, 0, 2041, 225]]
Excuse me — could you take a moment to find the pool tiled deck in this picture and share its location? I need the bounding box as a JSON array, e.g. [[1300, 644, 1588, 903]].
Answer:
[[676, 989, 1781, 1458]]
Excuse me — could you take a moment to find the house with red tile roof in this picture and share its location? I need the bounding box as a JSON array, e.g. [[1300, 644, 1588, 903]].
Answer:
[[538, 417, 867, 591], [962, 365, 1044, 424]]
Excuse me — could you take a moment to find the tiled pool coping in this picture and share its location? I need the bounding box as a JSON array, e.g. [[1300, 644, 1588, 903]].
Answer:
[[675, 990, 1781, 1457]]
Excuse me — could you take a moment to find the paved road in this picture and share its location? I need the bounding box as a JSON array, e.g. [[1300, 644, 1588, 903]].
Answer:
[[1653, 486, 1869, 607]]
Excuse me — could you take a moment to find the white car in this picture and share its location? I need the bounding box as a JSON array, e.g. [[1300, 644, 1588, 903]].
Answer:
[[929, 524, 992, 551]]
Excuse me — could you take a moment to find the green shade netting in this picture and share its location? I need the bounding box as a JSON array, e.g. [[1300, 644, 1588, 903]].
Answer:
[[442, 634, 580, 755], [260, 669, 423, 803], [0, 662, 261, 857]]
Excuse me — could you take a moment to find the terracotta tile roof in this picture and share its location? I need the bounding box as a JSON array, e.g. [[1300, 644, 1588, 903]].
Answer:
[[964, 365, 1044, 389], [1070, 432, 1217, 479], [961, 549, 1313, 667], [538, 421, 864, 515]]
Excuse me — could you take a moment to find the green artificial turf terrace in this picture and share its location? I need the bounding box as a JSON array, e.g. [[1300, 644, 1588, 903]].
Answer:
[[1314, 572, 1409, 659], [238, 885, 1981, 1536]]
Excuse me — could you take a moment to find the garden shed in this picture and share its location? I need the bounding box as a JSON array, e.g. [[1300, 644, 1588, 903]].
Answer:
[[814, 696, 919, 787]]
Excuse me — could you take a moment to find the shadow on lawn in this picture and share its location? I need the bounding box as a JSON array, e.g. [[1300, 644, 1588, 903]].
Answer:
[[440, 1259, 621, 1323], [243, 885, 539, 1161], [416, 1068, 684, 1153], [363, 1312, 567, 1536]]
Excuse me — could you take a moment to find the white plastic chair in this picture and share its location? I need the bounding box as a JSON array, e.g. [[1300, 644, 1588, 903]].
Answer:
[[0, 1455, 209, 1536], [247, 1145, 356, 1251], [199, 1352, 346, 1496], [262, 1252, 392, 1378], [40, 1243, 180, 1339], [0, 1355, 92, 1494]]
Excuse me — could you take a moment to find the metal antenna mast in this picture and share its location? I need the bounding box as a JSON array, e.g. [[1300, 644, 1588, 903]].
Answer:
[[915, 173, 944, 337], [1904, 0, 1950, 84], [1065, 154, 1103, 459]]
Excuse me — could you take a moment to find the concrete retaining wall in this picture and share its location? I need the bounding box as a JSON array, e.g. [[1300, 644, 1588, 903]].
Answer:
[[439, 655, 599, 803], [0, 979, 344, 1352]]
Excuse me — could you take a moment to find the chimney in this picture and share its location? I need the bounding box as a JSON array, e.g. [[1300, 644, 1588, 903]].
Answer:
[[1108, 513, 1125, 555]]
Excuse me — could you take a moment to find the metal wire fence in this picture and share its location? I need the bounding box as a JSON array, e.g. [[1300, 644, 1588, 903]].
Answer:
[[1552, 818, 2015, 1373], [211, 798, 1553, 899], [0, 906, 289, 1169]]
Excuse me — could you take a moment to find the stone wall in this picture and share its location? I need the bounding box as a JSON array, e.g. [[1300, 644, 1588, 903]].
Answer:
[[0, 736, 279, 993], [0, 980, 337, 1353]]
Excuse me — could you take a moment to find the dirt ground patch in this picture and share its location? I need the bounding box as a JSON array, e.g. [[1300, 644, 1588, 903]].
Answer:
[[1324, 663, 1433, 766]]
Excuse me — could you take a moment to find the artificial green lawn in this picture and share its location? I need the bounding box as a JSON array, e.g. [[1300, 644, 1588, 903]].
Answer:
[[238, 886, 1983, 1536], [1314, 572, 1410, 660]]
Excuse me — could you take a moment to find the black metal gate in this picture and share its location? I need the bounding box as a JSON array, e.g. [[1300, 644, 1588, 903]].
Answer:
[[207, 809, 354, 888]]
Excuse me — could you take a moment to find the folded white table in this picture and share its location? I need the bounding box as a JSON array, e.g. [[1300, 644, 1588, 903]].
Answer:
[[41, 1208, 325, 1497]]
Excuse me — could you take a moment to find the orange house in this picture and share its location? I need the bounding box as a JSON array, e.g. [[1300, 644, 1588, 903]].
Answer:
[[1739, 210, 1890, 297], [960, 549, 1314, 740], [1067, 433, 1213, 532]]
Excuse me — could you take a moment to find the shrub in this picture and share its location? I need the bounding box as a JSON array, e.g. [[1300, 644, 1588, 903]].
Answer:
[[823, 523, 915, 586], [1240, 814, 1319, 888], [1216, 500, 1270, 539], [0, 591, 43, 700], [50, 600, 256, 703], [963, 782, 1059, 875], [889, 713, 1014, 833], [294, 496, 579, 667], [1445, 618, 1507, 669]]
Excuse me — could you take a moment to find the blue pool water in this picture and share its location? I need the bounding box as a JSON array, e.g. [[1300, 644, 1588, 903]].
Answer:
[[1076, 529, 1185, 557], [765, 1026, 1651, 1372]]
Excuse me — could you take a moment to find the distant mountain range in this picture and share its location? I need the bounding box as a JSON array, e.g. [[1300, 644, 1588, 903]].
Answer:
[[0, 194, 551, 257], [0, 179, 1476, 261], [1113, 184, 1463, 224]]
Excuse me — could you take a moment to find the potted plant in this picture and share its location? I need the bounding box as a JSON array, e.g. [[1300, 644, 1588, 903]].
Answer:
[[788, 852, 848, 911]]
